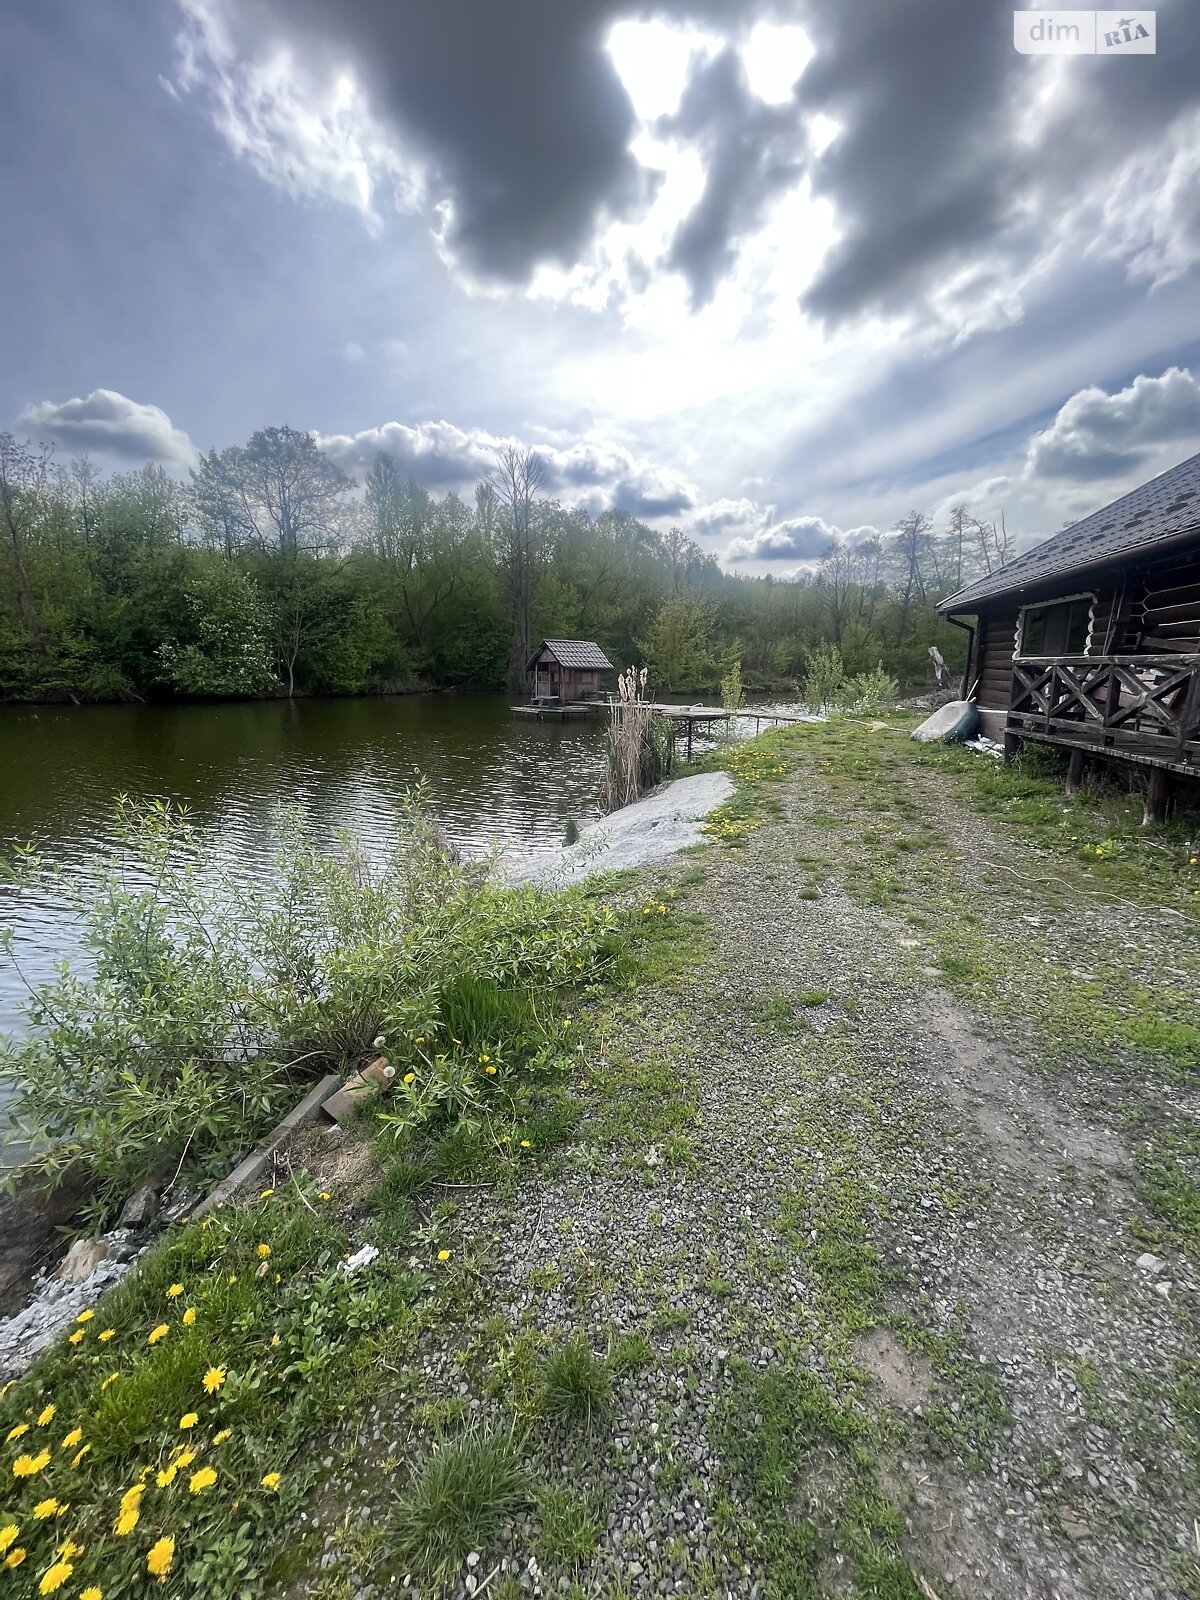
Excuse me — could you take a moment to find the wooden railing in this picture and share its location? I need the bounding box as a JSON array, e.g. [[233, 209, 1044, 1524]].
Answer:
[[1008, 654, 1200, 767]]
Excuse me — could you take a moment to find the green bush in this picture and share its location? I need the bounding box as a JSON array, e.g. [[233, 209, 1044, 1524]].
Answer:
[[802, 642, 845, 713], [0, 789, 617, 1210]]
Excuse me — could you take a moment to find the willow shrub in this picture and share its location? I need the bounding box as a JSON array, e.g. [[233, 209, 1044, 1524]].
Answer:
[[0, 789, 617, 1210]]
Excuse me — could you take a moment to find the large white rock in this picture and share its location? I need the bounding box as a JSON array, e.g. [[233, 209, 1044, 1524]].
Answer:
[[500, 771, 735, 889]]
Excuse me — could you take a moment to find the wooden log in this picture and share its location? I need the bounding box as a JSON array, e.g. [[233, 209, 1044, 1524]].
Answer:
[[1142, 765, 1170, 826], [1003, 731, 1022, 765]]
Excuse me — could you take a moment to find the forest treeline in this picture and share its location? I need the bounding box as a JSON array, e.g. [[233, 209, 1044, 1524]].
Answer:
[[0, 424, 1012, 704]]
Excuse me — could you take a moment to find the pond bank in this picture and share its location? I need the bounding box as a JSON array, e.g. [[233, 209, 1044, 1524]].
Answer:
[[1, 721, 1197, 1599]]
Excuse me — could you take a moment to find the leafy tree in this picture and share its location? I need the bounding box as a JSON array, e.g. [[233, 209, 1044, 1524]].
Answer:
[[640, 594, 716, 691]]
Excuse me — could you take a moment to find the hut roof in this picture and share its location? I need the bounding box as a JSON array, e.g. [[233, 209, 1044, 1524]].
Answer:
[[526, 639, 614, 672], [940, 448, 1200, 613]]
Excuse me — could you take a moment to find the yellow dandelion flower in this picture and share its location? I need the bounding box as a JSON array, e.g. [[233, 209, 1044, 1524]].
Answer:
[[200, 1216, 214, 1229], [147, 1325, 169, 1346], [178, 1412, 198, 1431], [519, 1139, 532, 1149], [36, 1405, 55, 1426], [5, 1548, 26, 1569], [479, 1053, 491, 1065], [99, 1374, 119, 1391], [56, 1539, 82, 1561], [212, 1429, 232, 1445], [403, 1073, 415, 1085], [74, 1309, 94, 1324], [37, 1558, 73, 1594], [166, 1284, 184, 1299], [13, 1451, 51, 1477], [260, 1471, 281, 1491], [32, 1499, 59, 1520], [119, 1484, 143, 1514], [0, 1526, 18, 1552], [318, 1192, 331, 1202], [484, 1065, 497, 1076], [227, 1275, 238, 1286], [6, 1423, 29, 1442], [67, 1331, 84, 1346], [202, 1366, 225, 1394], [258, 1188, 274, 1200], [188, 1466, 217, 1494], [437, 1249, 451, 1262], [182, 1307, 197, 1326], [256, 1244, 271, 1260], [146, 1536, 174, 1581], [155, 1465, 177, 1488], [80, 1589, 103, 1600], [60, 1428, 82, 1449], [414, 1035, 425, 1045], [171, 1449, 195, 1471], [97, 1329, 115, 1343], [112, 1509, 138, 1538], [562, 1017, 573, 1027], [270, 1334, 281, 1348], [69, 1446, 91, 1468]]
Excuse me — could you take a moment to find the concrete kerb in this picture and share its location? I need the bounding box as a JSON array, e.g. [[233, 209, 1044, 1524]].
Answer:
[[189, 1072, 342, 1220]]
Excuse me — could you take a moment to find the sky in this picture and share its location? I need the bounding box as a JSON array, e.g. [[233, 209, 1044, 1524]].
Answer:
[[2, 0, 1199, 574]]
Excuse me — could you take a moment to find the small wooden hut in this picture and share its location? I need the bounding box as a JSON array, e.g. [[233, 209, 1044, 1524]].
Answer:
[[525, 639, 613, 704], [939, 448, 1200, 821]]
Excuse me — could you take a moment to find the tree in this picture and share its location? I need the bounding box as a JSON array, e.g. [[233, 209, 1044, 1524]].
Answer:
[[362, 454, 466, 667], [190, 448, 255, 558], [488, 446, 548, 685], [639, 594, 715, 691], [0, 432, 51, 652], [230, 426, 350, 556]]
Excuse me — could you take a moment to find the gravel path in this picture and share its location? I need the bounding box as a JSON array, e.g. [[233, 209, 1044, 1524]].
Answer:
[[300, 727, 1199, 1600]]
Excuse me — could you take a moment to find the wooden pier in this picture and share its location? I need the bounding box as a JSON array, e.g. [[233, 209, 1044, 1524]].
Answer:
[[511, 697, 809, 754]]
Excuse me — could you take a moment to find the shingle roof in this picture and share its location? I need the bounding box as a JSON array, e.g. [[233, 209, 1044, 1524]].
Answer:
[[940, 448, 1200, 613], [527, 639, 613, 671]]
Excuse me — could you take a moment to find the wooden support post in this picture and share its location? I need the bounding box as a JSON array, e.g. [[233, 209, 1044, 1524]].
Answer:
[[1065, 747, 1085, 796], [1003, 731, 1021, 766], [686, 718, 694, 762], [1142, 765, 1170, 827]]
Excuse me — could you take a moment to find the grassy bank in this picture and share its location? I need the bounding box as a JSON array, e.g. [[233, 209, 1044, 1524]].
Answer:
[[2, 720, 1197, 1599]]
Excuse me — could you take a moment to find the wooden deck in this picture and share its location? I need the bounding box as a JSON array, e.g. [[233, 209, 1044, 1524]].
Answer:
[[1007, 653, 1200, 775]]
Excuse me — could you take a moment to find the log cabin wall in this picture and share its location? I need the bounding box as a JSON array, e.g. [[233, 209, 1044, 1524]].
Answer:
[[1137, 546, 1200, 652]]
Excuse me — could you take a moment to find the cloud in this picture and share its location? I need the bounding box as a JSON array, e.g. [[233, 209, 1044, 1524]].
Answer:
[[342, 341, 365, 362], [317, 418, 697, 516], [16, 389, 198, 468], [724, 514, 842, 563], [170, 0, 1200, 344], [691, 496, 770, 536], [1025, 367, 1200, 481], [660, 46, 805, 308]]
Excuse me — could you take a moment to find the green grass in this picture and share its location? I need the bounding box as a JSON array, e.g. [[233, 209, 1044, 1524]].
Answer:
[[391, 1421, 526, 1581], [607, 1331, 653, 1374], [540, 1336, 612, 1429], [535, 1486, 600, 1567], [712, 1363, 920, 1600]]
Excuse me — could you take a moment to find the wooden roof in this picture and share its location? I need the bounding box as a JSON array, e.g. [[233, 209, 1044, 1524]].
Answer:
[[940, 448, 1200, 613], [526, 639, 613, 672]]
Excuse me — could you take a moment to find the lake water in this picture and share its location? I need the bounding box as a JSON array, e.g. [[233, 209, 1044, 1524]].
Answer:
[[0, 693, 612, 1040]]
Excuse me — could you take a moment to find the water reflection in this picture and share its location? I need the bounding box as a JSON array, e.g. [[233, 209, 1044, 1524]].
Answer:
[[0, 694, 608, 1035]]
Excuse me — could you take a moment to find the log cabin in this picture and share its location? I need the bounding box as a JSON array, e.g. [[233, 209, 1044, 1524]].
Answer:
[[939, 449, 1200, 822], [525, 639, 614, 704]]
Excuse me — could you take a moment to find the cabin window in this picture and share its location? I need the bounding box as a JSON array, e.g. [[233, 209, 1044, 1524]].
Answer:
[[1019, 597, 1092, 656]]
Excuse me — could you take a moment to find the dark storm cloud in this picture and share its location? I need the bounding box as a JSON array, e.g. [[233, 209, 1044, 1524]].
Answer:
[[222, 0, 654, 281], [660, 46, 805, 308], [178, 0, 1200, 323]]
